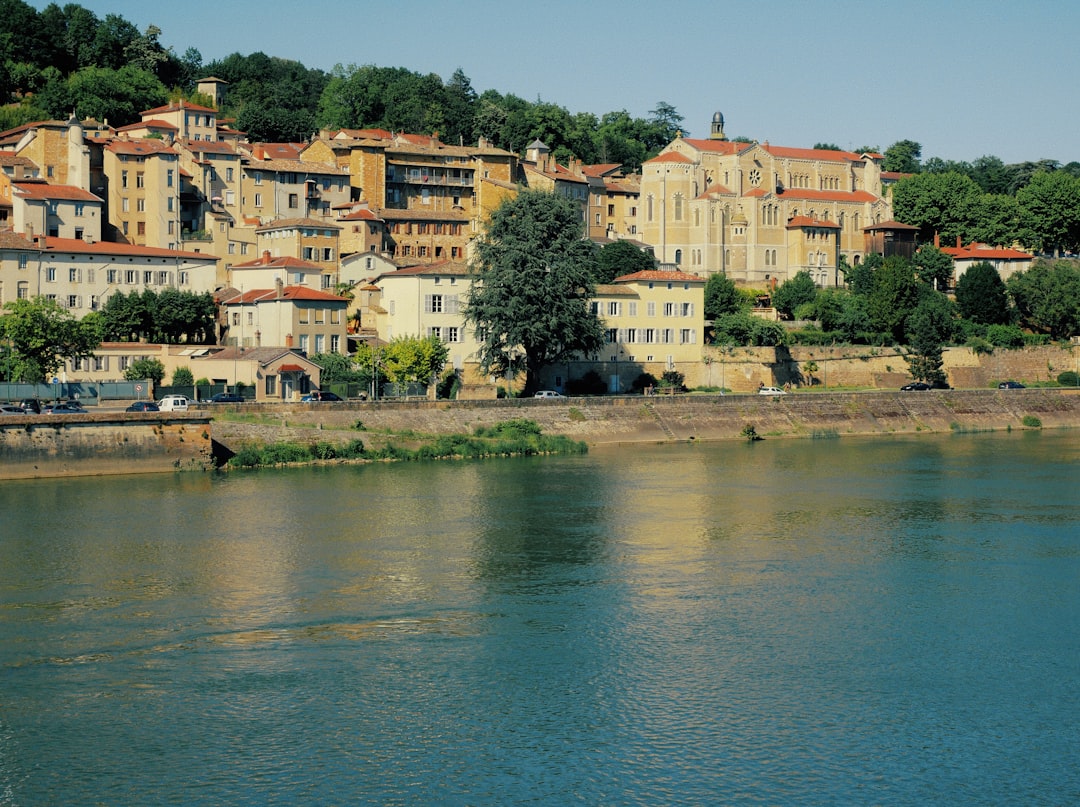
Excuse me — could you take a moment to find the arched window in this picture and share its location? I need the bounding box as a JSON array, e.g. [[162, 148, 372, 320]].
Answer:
[[674, 249, 682, 265]]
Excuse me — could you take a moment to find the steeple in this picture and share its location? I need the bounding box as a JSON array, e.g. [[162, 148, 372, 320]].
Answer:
[[710, 110, 727, 141]]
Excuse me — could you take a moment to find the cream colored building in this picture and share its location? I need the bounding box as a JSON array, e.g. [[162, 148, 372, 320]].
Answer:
[[9, 182, 103, 242], [639, 113, 893, 286], [219, 282, 348, 356], [0, 232, 219, 314], [102, 138, 181, 248]]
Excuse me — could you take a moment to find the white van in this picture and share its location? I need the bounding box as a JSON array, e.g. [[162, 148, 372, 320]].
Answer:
[[157, 395, 189, 412]]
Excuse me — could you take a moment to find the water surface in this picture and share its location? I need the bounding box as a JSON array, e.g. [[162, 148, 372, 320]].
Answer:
[[1, 432, 1078, 805]]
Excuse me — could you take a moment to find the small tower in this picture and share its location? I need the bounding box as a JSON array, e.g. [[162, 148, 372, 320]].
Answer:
[[710, 111, 727, 141]]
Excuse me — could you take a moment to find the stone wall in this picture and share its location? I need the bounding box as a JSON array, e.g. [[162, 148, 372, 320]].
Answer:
[[0, 413, 213, 480]]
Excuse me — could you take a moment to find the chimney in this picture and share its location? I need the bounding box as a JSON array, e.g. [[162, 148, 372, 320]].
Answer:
[[263, 250, 272, 264], [956, 235, 962, 248], [934, 232, 940, 248], [275, 276, 284, 298]]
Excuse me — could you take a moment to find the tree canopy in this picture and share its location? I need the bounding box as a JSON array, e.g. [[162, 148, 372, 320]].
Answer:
[[594, 240, 654, 284], [955, 262, 1010, 325], [465, 190, 604, 394], [0, 296, 100, 382]]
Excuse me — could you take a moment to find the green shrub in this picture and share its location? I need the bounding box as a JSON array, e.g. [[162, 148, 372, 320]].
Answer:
[[1057, 371, 1080, 387], [631, 372, 658, 393], [1024, 333, 1052, 346], [966, 337, 993, 355], [309, 442, 338, 460], [986, 324, 1026, 348], [1022, 415, 1042, 428]]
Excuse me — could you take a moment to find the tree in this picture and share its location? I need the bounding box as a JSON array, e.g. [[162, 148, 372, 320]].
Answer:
[[703, 273, 744, 320], [883, 139, 922, 174], [125, 357, 165, 385], [913, 243, 954, 291], [172, 366, 194, 386], [1007, 259, 1080, 339], [0, 297, 99, 383], [772, 270, 817, 318], [380, 334, 448, 391], [905, 291, 955, 386], [595, 239, 654, 284], [464, 190, 604, 394], [1016, 171, 1080, 255], [891, 171, 982, 244], [955, 262, 1010, 325], [868, 257, 921, 342], [37, 64, 168, 126], [813, 143, 841, 151]]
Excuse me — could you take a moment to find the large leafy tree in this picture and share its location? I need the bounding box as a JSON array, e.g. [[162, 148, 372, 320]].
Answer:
[[891, 171, 982, 244], [868, 257, 922, 342], [913, 243, 954, 291], [772, 270, 817, 318], [905, 290, 955, 386], [595, 239, 654, 284], [1007, 259, 1080, 339], [955, 262, 1010, 325], [380, 335, 448, 391], [465, 190, 604, 394], [1015, 171, 1080, 256], [883, 139, 922, 174], [0, 297, 100, 382], [36, 64, 168, 125], [703, 273, 744, 320]]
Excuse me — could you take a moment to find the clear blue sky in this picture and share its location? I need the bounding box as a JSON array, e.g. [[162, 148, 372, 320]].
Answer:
[[30, 0, 1080, 165]]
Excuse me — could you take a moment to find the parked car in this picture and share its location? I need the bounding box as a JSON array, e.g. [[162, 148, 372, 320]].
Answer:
[[301, 391, 343, 402], [998, 381, 1025, 390], [901, 382, 931, 391], [209, 392, 245, 403], [43, 401, 87, 414], [157, 395, 189, 412], [533, 390, 565, 398], [126, 401, 160, 412], [758, 386, 786, 396], [19, 398, 41, 414], [0, 404, 27, 415]]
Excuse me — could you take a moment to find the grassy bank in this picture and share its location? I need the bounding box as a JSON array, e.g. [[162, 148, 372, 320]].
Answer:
[[223, 418, 587, 469]]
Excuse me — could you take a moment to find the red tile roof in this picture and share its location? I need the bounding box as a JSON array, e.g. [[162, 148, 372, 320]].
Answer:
[[255, 218, 341, 232], [106, 140, 177, 156], [232, 254, 322, 270], [140, 101, 216, 116], [778, 188, 880, 203], [13, 183, 101, 202], [942, 243, 1032, 260], [762, 145, 868, 163], [681, 139, 748, 155], [645, 151, 693, 165], [787, 216, 840, 229], [225, 286, 347, 304], [40, 237, 215, 260], [613, 270, 705, 284]]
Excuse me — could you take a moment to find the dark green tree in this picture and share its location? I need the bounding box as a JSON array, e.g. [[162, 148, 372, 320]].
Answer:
[[595, 239, 654, 284], [0, 297, 100, 383], [464, 190, 604, 394], [955, 262, 1010, 325], [1007, 259, 1080, 339], [703, 272, 744, 320], [913, 243, 955, 291], [171, 366, 194, 386], [1016, 171, 1080, 256], [772, 270, 817, 318], [868, 257, 921, 342], [891, 171, 982, 244], [905, 292, 954, 386], [883, 139, 922, 173], [124, 357, 165, 384]]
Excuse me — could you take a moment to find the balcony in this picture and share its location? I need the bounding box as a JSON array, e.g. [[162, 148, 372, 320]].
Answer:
[[387, 171, 473, 187]]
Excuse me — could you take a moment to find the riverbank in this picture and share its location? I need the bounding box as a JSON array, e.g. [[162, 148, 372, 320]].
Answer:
[[213, 388, 1080, 457]]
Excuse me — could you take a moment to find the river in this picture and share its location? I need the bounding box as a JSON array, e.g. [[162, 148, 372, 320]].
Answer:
[[1, 431, 1078, 805]]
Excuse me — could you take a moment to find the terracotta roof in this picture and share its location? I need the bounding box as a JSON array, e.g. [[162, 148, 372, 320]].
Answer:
[[880, 171, 912, 181], [375, 260, 471, 279], [778, 188, 880, 203], [0, 231, 34, 249], [333, 128, 394, 140], [13, 183, 101, 202], [680, 139, 748, 155], [696, 182, 735, 198], [251, 143, 305, 160], [787, 216, 841, 229], [594, 284, 638, 297], [942, 243, 1032, 260], [40, 237, 216, 260], [141, 101, 216, 115], [612, 270, 705, 284], [277, 363, 306, 372], [245, 157, 345, 175], [762, 145, 867, 163], [338, 209, 383, 222], [644, 152, 693, 165], [231, 255, 323, 270], [183, 140, 237, 155], [106, 140, 177, 157], [581, 163, 622, 178], [117, 119, 177, 132], [0, 153, 36, 166], [743, 188, 770, 198], [224, 286, 348, 304], [863, 220, 919, 231]]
